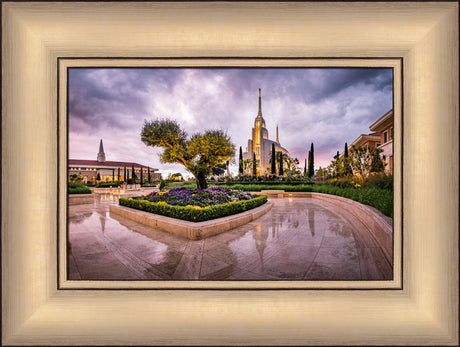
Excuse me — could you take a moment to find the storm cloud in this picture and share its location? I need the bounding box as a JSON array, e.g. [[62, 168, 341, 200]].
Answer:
[[68, 67, 393, 177]]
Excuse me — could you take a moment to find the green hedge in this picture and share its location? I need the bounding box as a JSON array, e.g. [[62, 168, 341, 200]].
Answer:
[[219, 184, 392, 217], [68, 187, 92, 194], [312, 185, 393, 218], [220, 184, 314, 192], [96, 181, 123, 187], [119, 195, 268, 222], [215, 180, 313, 186]]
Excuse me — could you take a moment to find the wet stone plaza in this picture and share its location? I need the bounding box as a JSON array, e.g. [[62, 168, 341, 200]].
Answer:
[[68, 195, 393, 281]]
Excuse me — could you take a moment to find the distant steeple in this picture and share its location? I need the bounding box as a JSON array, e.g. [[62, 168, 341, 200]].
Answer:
[[276, 125, 279, 144], [97, 139, 106, 163]]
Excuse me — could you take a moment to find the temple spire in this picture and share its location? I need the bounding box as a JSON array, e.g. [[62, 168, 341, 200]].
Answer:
[[97, 139, 106, 163], [276, 125, 279, 144], [258, 88, 262, 116]]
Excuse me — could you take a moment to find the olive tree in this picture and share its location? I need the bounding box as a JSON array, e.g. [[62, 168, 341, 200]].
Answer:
[[141, 118, 235, 190]]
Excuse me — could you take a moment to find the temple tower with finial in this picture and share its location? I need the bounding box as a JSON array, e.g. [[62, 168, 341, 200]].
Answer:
[[97, 139, 106, 163], [243, 89, 290, 176]]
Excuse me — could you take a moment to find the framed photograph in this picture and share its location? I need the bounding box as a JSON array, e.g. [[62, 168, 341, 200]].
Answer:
[[2, 1, 458, 345], [61, 59, 401, 290]]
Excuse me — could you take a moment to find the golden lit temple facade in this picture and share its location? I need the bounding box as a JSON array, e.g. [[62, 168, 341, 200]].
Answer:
[[242, 89, 290, 175]]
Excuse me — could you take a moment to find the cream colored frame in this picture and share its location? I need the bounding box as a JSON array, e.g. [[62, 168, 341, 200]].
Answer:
[[2, 2, 458, 345]]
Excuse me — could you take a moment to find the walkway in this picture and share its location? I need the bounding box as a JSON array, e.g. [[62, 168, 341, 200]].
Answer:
[[68, 195, 392, 281]]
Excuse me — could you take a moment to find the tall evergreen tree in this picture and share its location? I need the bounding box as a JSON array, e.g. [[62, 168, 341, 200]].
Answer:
[[117, 167, 120, 181], [140, 167, 143, 185], [148, 166, 151, 183], [279, 152, 284, 176], [132, 164, 135, 183], [112, 169, 115, 182], [304, 158, 307, 176], [124, 166, 126, 182], [308, 142, 314, 178], [239, 146, 243, 175], [344, 142, 353, 176], [271, 143, 276, 174], [252, 152, 257, 176]]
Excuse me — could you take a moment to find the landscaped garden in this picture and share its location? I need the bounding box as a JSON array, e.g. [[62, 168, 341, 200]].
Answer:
[[119, 186, 267, 222], [67, 174, 92, 194], [162, 173, 393, 218]]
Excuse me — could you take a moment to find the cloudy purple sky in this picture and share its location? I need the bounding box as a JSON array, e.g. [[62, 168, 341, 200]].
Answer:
[[68, 67, 393, 178]]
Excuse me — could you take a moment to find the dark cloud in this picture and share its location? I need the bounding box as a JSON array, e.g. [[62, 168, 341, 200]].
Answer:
[[68, 67, 393, 176]]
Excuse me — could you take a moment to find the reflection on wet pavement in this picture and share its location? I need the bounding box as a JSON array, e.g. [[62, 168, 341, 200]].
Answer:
[[68, 195, 393, 281]]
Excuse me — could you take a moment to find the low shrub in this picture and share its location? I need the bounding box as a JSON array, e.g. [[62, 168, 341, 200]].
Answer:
[[68, 181, 85, 189], [219, 183, 392, 217], [361, 173, 393, 190], [217, 180, 313, 186], [165, 181, 196, 189], [313, 185, 393, 217], [68, 186, 92, 194], [95, 181, 122, 188], [119, 195, 268, 222], [219, 184, 314, 192], [141, 182, 159, 187]]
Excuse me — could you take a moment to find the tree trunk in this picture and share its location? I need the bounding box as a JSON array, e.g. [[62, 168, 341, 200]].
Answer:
[[195, 171, 208, 190]]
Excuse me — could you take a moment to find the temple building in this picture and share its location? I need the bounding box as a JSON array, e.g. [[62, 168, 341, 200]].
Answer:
[[68, 139, 161, 183], [242, 89, 290, 175]]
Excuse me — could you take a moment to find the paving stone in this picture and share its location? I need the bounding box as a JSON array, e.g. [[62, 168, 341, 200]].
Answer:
[[67, 195, 392, 281]]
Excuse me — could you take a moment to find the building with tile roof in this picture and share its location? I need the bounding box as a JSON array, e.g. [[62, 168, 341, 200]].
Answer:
[[348, 109, 394, 175], [68, 139, 161, 183]]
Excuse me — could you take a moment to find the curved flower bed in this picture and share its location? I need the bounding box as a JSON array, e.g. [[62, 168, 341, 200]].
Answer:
[[139, 186, 254, 207], [119, 186, 267, 222]]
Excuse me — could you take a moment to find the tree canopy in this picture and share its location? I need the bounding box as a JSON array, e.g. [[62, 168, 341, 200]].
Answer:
[[141, 118, 235, 190]]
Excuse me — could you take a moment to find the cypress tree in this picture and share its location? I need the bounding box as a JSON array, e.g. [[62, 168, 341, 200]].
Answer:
[[148, 166, 151, 183], [252, 152, 257, 176], [239, 147, 243, 175], [271, 143, 276, 174], [140, 167, 143, 185], [344, 142, 349, 158], [334, 151, 340, 160], [117, 167, 120, 181], [304, 158, 307, 176], [279, 152, 284, 176], [308, 143, 314, 178], [123, 166, 126, 182], [112, 169, 115, 182], [132, 164, 135, 183]]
